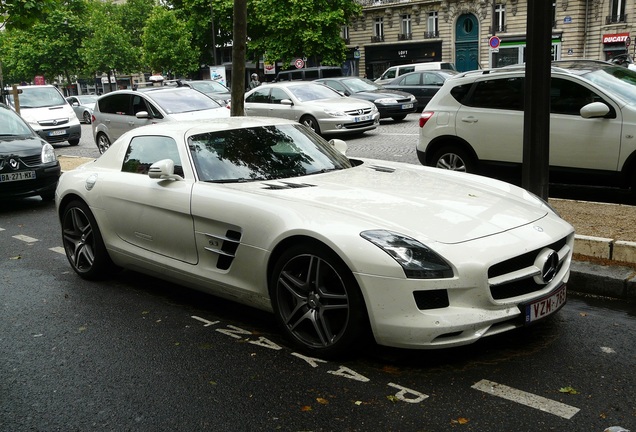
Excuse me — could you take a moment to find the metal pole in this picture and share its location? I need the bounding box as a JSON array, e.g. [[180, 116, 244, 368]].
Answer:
[[211, 1, 218, 66]]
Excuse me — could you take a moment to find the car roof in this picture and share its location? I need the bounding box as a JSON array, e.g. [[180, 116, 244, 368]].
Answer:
[[452, 59, 617, 80]]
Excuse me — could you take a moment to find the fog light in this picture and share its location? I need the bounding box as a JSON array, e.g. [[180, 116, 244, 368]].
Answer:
[[335, 124, 343, 129]]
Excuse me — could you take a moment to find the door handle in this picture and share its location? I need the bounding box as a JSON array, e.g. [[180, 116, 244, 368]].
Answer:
[[461, 117, 478, 123]]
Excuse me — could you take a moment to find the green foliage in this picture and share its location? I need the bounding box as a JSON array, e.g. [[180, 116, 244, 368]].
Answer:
[[141, 7, 200, 77], [0, 0, 57, 30]]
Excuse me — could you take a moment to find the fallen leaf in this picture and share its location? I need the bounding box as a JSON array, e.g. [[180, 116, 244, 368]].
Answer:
[[579, 312, 588, 317], [301, 405, 312, 412], [450, 417, 470, 425], [559, 386, 579, 394], [354, 401, 363, 406], [9, 255, 21, 260], [386, 395, 399, 403], [316, 397, 329, 405]]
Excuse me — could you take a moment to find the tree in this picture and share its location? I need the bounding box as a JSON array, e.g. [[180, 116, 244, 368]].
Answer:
[[141, 7, 200, 78], [0, 0, 58, 30]]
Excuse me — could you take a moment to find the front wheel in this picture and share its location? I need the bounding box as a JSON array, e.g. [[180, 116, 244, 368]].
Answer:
[[431, 145, 476, 173], [61, 200, 114, 280], [300, 115, 321, 135], [392, 115, 407, 121], [96, 133, 111, 154], [269, 243, 369, 358], [68, 138, 80, 146]]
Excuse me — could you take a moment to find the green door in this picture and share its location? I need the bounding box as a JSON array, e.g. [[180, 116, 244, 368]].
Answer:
[[455, 14, 479, 72]]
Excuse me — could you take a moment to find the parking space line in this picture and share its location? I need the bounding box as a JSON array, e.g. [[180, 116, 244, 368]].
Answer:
[[50, 247, 65, 254], [13, 235, 38, 243], [472, 379, 580, 419]]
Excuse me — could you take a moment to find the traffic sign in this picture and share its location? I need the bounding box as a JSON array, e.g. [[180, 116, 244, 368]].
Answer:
[[294, 58, 305, 69], [489, 36, 501, 49]]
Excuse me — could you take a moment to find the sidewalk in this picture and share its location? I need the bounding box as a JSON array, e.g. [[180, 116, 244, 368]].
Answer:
[[57, 156, 636, 300]]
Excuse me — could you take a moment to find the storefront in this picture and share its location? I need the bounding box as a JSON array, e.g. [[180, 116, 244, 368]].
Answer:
[[602, 32, 630, 61], [364, 41, 442, 80], [490, 37, 562, 68]]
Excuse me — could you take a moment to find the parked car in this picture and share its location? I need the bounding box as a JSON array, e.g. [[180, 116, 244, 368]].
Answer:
[[384, 70, 459, 110], [417, 60, 636, 197], [92, 87, 230, 154], [314, 76, 417, 121], [244, 82, 379, 135], [55, 117, 574, 357], [374, 62, 457, 85], [6, 85, 81, 147], [66, 95, 98, 124], [0, 103, 60, 201], [178, 80, 231, 106]]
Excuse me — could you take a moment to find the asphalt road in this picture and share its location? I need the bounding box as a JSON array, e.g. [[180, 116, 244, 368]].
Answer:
[[1, 117, 635, 431]]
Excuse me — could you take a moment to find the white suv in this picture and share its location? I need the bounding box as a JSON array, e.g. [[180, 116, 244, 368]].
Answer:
[[417, 60, 636, 196]]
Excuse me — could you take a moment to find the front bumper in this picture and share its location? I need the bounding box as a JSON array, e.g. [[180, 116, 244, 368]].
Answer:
[[36, 123, 82, 144], [0, 163, 61, 200]]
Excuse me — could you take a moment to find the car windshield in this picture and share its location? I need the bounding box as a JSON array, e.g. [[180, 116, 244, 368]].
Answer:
[[287, 84, 342, 102], [582, 67, 636, 104], [78, 95, 98, 104], [9, 86, 66, 108], [0, 107, 34, 137], [150, 89, 224, 113], [341, 78, 382, 92], [189, 81, 229, 93], [189, 123, 352, 182]]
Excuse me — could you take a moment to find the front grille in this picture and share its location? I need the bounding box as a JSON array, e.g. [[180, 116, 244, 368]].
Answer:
[[20, 155, 42, 166], [39, 118, 69, 126], [344, 107, 373, 116], [488, 236, 570, 300]]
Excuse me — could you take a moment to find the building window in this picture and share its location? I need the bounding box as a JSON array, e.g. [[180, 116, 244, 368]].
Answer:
[[373, 17, 384, 42], [608, 0, 627, 23], [426, 12, 438, 38], [341, 25, 350, 44], [400, 14, 412, 39], [494, 4, 506, 32]]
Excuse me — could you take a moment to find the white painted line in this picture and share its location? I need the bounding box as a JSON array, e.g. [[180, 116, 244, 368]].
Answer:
[[13, 234, 38, 243], [472, 379, 580, 419], [50, 247, 66, 255], [0, 227, 5, 232]]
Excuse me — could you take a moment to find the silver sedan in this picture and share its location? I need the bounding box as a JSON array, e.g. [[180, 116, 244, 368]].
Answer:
[[244, 82, 379, 135], [66, 95, 98, 124]]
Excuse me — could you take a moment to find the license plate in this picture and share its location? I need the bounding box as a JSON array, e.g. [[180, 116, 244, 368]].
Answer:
[[49, 129, 66, 136], [401, 103, 414, 109], [0, 171, 36, 182], [354, 114, 372, 122], [524, 284, 567, 324]]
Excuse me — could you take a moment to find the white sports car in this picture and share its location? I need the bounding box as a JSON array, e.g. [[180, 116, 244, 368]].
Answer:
[[55, 117, 574, 358]]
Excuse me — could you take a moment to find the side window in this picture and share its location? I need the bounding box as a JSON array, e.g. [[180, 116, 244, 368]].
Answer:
[[383, 68, 396, 80], [404, 74, 422, 86], [122, 135, 184, 177], [98, 94, 133, 115], [270, 88, 289, 104], [550, 78, 605, 116], [132, 95, 148, 115], [68, 97, 78, 105], [291, 71, 304, 80], [467, 77, 523, 111], [399, 66, 415, 76], [246, 88, 270, 103], [424, 73, 443, 86]]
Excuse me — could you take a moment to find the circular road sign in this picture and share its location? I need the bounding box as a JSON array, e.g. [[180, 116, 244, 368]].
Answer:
[[489, 36, 501, 49], [294, 58, 305, 69]]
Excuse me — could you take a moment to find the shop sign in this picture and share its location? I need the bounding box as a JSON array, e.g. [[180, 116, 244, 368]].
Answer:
[[603, 33, 630, 44]]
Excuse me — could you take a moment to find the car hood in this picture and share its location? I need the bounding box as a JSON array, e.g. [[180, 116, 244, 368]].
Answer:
[[0, 135, 47, 155], [228, 160, 549, 244], [352, 89, 413, 100], [169, 108, 230, 120]]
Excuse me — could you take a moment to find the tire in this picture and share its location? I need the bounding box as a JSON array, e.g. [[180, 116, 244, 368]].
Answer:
[[61, 200, 114, 280], [269, 242, 369, 358], [83, 111, 92, 124], [392, 115, 407, 121], [40, 190, 55, 202], [300, 115, 321, 135], [68, 138, 80, 146], [96, 133, 111, 154], [431, 145, 476, 173]]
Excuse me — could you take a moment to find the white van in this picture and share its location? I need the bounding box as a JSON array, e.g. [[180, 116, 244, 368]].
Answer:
[[7, 85, 81, 146], [375, 62, 456, 85]]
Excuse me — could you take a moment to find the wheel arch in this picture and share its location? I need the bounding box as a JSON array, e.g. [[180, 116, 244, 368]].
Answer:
[[57, 193, 86, 223], [424, 135, 478, 167], [621, 150, 636, 188]]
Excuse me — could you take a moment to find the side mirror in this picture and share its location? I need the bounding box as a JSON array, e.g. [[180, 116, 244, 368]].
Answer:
[[148, 159, 183, 181], [580, 102, 610, 119], [329, 139, 348, 155], [281, 99, 293, 106], [136, 111, 150, 119]]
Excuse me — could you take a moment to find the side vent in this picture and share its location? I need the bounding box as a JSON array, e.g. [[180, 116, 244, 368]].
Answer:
[[263, 182, 316, 190], [204, 230, 242, 270]]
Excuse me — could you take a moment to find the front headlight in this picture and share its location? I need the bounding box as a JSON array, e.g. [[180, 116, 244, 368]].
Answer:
[[361, 230, 454, 279], [374, 98, 398, 104], [41, 143, 56, 163], [324, 108, 347, 117]]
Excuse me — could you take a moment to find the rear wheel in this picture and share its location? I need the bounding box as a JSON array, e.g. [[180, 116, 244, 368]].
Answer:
[[68, 138, 79, 146], [431, 145, 476, 173], [392, 115, 407, 121], [96, 133, 111, 154], [82, 111, 92, 124], [269, 243, 369, 358], [300, 115, 321, 135], [61, 200, 114, 280]]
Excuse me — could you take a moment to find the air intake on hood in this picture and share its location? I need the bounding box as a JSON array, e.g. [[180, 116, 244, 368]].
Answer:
[[368, 165, 395, 173], [263, 182, 316, 190]]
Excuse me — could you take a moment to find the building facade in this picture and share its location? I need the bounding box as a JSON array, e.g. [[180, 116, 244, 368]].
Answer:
[[344, 0, 636, 78]]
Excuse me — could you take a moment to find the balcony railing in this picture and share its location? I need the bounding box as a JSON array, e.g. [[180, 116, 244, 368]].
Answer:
[[606, 14, 628, 24], [371, 35, 385, 42], [356, 0, 416, 6], [398, 33, 412, 41], [423, 31, 439, 39]]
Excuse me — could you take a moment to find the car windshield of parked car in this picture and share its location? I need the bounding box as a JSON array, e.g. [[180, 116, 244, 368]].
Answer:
[[0, 106, 33, 137], [288, 84, 343, 102], [188, 81, 229, 93], [78, 95, 98, 105], [583, 66, 636, 104], [9, 87, 66, 108], [342, 78, 383, 92], [188, 124, 352, 183], [149, 89, 224, 113]]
